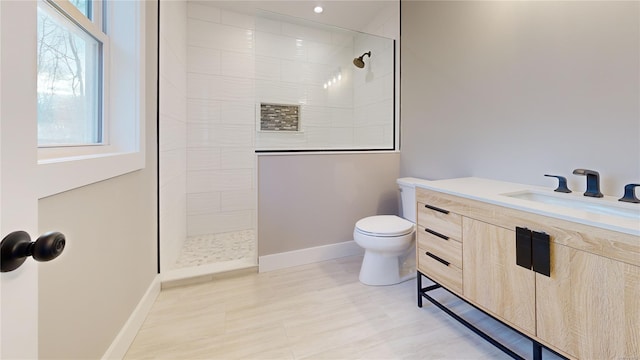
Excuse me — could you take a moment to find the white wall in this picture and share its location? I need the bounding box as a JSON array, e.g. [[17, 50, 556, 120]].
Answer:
[[400, 1, 640, 196], [186, 3, 257, 237], [159, 1, 188, 270]]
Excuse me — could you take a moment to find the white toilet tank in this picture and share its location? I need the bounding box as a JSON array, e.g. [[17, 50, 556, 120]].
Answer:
[[397, 178, 417, 223]]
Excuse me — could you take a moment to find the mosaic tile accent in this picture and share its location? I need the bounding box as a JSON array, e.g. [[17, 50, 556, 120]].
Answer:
[[172, 230, 256, 269], [260, 103, 300, 131]]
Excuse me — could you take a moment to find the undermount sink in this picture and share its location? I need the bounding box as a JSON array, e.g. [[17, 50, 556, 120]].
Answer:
[[501, 190, 640, 220]]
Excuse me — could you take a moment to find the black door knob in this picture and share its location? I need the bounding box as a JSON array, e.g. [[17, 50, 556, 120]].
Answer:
[[1, 231, 66, 272]]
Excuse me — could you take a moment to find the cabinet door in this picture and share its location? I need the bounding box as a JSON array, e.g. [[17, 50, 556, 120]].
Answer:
[[537, 243, 640, 359], [462, 218, 536, 336]]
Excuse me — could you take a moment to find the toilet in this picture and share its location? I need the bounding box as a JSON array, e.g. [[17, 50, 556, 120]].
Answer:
[[353, 178, 417, 286]]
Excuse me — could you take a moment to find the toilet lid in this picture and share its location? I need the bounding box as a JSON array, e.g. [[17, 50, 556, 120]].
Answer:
[[355, 215, 414, 237]]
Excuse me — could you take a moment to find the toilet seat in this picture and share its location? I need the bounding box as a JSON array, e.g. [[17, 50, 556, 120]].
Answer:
[[355, 215, 414, 237]]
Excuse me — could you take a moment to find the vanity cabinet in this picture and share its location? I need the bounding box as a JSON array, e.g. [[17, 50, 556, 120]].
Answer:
[[416, 187, 640, 359]]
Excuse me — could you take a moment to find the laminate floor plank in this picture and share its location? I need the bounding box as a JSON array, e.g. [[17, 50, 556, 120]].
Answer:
[[125, 256, 558, 359]]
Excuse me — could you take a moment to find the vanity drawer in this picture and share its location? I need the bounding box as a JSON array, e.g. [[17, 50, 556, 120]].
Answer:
[[418, 249, 463, 295], [417, 202, 462, 241], [417, 226, 462, 269]]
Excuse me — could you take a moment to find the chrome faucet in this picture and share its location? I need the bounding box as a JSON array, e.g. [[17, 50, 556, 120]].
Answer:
[[572, 169, 603, 198]]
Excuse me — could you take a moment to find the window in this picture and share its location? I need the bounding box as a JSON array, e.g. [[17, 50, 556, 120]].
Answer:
[[37, 0, 107, 147], [35, 0, 146, 197]]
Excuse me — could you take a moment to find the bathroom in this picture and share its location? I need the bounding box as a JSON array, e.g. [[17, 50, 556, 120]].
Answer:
[[22, 0, 638, 358], [159, 0, 638, 279]]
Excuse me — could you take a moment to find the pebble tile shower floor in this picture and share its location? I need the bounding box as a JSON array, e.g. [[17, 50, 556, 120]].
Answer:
[[172, 230, 255, 269]]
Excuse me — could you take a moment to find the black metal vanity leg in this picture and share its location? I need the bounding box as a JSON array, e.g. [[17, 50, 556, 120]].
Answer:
[[417, 271, 423, 308], [533, 341, 542, 360]]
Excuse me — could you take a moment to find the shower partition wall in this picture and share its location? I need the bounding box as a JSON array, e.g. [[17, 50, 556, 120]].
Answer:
[[160, 1, 396, 279]]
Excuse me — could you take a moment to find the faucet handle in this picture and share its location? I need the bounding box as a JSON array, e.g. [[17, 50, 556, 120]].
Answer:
[[619, 184, 640, 203], [544, 174, 571, 193]]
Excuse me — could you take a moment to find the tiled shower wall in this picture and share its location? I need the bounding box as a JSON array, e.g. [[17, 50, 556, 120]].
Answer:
[[160, 1, 399, 269], [253, 15, 356, 149], [186, 3, 257, 238], [159, 0, 188, 271]]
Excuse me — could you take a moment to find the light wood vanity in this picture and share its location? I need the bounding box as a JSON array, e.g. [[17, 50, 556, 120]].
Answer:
[[415, 178, 639, 360]]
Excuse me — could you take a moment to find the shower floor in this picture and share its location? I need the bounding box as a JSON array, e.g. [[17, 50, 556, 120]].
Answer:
[[172, 230, 256, 270]]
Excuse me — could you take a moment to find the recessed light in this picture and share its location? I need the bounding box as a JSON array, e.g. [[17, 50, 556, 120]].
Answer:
[[314, 6, 323, 14]]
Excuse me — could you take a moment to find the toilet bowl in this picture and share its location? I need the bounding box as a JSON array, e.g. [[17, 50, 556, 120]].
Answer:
[[354, 215, 416, 286], [353, 178, 418, 286]]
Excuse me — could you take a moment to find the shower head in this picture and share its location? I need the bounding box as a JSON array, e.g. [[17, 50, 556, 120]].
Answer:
[[353, 51, 371, 68]]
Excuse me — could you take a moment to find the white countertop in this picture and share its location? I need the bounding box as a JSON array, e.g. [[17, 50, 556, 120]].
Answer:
[[413, 177, 640, 237]]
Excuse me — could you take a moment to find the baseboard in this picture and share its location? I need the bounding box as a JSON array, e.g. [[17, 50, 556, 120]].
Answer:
[[102, 275, 161, 360], [259, 240, 364, 273]]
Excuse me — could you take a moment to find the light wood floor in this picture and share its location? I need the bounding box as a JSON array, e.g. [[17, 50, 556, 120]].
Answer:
[[125, 256, 562, 359]]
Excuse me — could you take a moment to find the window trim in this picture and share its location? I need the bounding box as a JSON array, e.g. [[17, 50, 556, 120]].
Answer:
[[37, 0, 146, 198]]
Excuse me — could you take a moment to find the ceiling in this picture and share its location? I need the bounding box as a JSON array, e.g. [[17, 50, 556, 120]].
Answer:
[[191, 0, 398, 33]]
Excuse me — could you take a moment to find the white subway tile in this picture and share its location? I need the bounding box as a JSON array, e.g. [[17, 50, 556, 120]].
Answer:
[[221, 190, 256, 211], [187, 46, 221, 75], [187, 148, 221, 171], [221, 9, 254, 30], [299, 106, 329, 127], [187, 124, 254, 148], [221, 52, 255, 78], [256, 79, 304, 104], [187, 169, 253, 194], [330, 107, 354, 128], [187, 192, 221, 215], [159, 115, 187, 152], [160, 40, 187, 91], [282, 23, 332, 44], [304, 126, 331, 148], [255, 56, 281, 81], [329, 127, 355, 146], [255, 31, 306, 60], [255, 17, 282, 34], [187, 73, 255, 102], [159, 78, 187, 122], [160, 148, 187, 186], [220, 102, 256, 125], [187, 210, 253, 237], [187, 74, 255, 102], [220, 147, 255, 169], [187, 2, 221, 23], [187, 99, 221, 124], [188, 19, 254, 54]]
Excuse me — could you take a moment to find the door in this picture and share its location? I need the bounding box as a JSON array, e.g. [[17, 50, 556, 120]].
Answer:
[[462, 217, 536, 337], [536, 243, 640, 359], [1, 1, 40, 358]]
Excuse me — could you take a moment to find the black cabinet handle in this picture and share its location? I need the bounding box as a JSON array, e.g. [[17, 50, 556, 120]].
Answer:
[[532, 231, 551, 277], [424, 204, 449, 214], [425, 228, 449, 240], [426, 252, 450, 266], [515, 227, 532, 270]]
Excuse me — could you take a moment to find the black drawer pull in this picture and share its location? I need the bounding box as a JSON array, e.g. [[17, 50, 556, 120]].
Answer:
[[426, 252, 450, 266], [424, 204, 449, 214], [425, 228, 449, 240]]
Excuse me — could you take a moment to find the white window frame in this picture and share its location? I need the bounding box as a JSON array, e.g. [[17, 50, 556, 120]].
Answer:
[[36, 0, 146, 198], [37, 0, 109, 149]]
